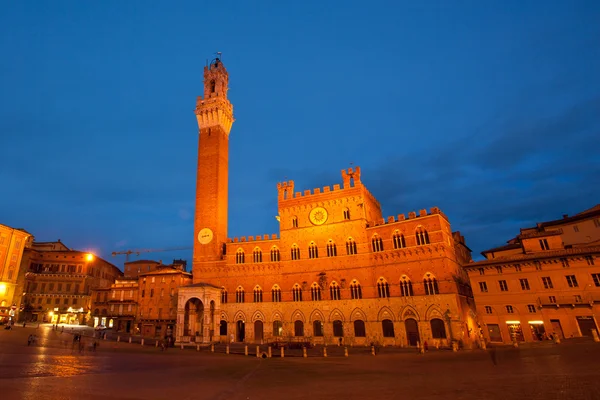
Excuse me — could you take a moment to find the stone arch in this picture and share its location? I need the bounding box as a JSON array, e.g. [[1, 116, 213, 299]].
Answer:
[[234, 310, 247, 322], [400, 306, 420, 321], [350, 307, 367, 322], [309, 309, 325, 322], [271, 310, 284, 322], [251, 310, 265, 322], [291, 309, 306, 323], [425, 305, 444, 321], [220, 310, 230, 322], [377, 306, 396, 322], [328, 308, 345, 322]]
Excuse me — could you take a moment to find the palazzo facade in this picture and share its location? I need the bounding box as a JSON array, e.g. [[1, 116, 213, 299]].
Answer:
[[176, 58, 478, 348]]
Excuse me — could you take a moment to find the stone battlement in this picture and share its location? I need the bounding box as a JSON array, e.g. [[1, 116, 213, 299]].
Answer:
[[277, 167, 367, 202], [369, 207, 446, 227], [228, 234, 279, 244]]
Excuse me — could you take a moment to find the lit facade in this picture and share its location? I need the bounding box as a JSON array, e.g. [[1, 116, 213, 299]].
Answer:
[[19, 240, 123, 324], [176, 59, 478, 348], [91, 278, 138, 332], [0, 224, 32, 323], [465, 206, 600, 344], [138, 264, 191, 339]]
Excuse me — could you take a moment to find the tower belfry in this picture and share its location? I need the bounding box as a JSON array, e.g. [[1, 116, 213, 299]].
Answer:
[[193, 56, 234, 272]]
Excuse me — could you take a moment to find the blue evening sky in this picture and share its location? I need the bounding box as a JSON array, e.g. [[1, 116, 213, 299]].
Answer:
[[1, 1, 599, 268]]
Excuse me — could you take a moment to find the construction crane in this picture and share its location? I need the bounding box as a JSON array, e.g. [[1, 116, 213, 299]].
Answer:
[[111, 247, 193, 262]]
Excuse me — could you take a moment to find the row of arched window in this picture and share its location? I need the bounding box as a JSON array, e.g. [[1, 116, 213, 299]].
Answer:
[[234, 229, 431, 264], [219, 276, 440, 304], [220, 319, 447, 340]]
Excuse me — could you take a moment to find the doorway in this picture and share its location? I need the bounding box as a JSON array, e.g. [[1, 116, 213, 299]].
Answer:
[[254, 320, 264, 341], [405, 318, 420, 346], [220, 320, 228, 336], [550, 319, 564, 339], [236, 320, 245, 342], [576, 316, 598, 337]]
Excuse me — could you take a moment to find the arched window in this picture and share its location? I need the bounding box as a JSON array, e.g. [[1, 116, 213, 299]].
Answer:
[[273, 320, 283, 337], [221, 288, 228, 304], [333, 320, 344, 337], [270, 247, 280, 262], [292, 216, 298, 228], [253, 286, 263, 303], [371, 234, 384, 252], [326, 240, 337, 257], [294, 320, 304, 337], [377, 278, 390, 298], [271, 285, 281, 302], [253, 248, 262, 263], [343, 208, 350, 220], [354, 320, 366, 337], [330, 282, 341, 300], [346, 237, 357, 255], [393, 231, 406, 249], [210, 80, 216, 93], [313, 320, 324, 336], [292, 284, 302, 302], [382, 319, 395, 337], [235, 248, 245, 264], [430, 318, 447, 339], [400, 276, 414, 297], [350, 280, 362, 300], [424, 274, 439, 295], [308, 242, 318, 259], [291, 244, 300, 260], [311, 283, 321, 301], [235, 287, 245, 303], [416, 228, 430, 246]]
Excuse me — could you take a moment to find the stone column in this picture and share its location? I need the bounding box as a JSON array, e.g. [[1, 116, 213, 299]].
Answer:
[[203, 309, 211, 343]]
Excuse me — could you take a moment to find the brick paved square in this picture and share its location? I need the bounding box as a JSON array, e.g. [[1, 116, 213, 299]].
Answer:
[[1, 326, 599, 400]]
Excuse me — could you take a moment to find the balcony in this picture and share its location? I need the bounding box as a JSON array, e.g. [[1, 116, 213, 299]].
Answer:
[[538, 294, 597, 308]]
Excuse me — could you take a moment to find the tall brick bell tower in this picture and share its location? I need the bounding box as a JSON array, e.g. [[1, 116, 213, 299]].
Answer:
[[192, 56, 234, 278]]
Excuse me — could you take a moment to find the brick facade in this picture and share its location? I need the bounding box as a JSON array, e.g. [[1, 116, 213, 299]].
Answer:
[[177, 58, 478, 348]]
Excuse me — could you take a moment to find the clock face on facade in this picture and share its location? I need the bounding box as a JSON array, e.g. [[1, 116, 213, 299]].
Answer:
[[309, 207, 328, 225], [198, 228, 214, 244]]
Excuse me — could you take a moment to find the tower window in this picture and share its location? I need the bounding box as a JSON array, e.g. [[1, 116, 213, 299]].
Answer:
[[346, 238, 357, 255], [253, 248, 262, 263], [236, 287, 245, 303], [371, 235, 384, 252], [377, 278, 390, 298], [253, 287, 263, 303], [423, 274, 439, 295], [416, 229, 430, 245], [221, 289, 228, 304], [350, 281, 362, 300], [400, 276, 413, 297], [270, 247, 280, 262], [291, 244, 300, 260], [308, 242, 318, 259], [311, 283, 321, 301], [343, 208, 350, 220], [235, 249, 245, 264], [271, 286, 281, 302], [393, 231, 406, 249], [329, 282, 341, 300], [292, 285, 303, 302], [326, 240, 337, 257], [210, 80, 216, 93]]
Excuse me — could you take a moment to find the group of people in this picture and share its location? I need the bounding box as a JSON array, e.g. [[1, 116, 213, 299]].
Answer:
[[27, 334, 38, 346]]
